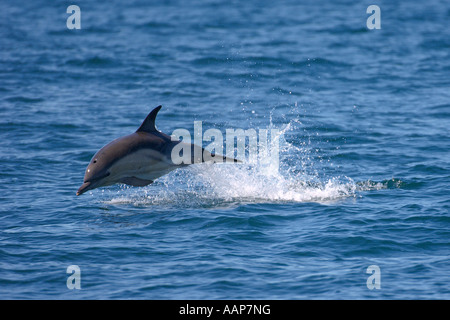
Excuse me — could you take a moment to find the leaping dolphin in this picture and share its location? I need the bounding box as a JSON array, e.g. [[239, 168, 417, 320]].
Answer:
[[77, 105, 240, 196]]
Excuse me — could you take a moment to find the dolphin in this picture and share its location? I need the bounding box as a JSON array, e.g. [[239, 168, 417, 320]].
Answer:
[[77, 105, 240, 196]]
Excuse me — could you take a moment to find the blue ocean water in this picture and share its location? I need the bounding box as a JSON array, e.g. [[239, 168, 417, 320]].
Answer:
[[0, 0, 449, 299]]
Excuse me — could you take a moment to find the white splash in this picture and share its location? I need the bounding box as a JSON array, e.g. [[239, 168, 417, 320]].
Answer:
[[103, 119, 377, 207]]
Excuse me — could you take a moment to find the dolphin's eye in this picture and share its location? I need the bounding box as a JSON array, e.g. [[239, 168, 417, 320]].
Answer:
[[93, 159, 97, 163]]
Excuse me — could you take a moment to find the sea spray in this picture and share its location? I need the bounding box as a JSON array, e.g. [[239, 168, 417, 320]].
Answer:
[[104, 118, 374, 206]]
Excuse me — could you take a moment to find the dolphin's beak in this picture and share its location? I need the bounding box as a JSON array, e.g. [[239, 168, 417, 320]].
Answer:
[[76, 172, 110, 196], [76, 182, 92, 196]]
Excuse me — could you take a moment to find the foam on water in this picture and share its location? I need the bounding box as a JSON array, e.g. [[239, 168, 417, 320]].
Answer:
[[105, 165, 392, 208]]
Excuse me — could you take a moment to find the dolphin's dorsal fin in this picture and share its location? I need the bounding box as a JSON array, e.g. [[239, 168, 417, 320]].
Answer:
[[136, 105, 162, 133]]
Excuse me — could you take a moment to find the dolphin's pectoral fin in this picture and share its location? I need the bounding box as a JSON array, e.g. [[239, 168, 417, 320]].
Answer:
[[120, 177, 154, 187], [188, 144, 243, 164]]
